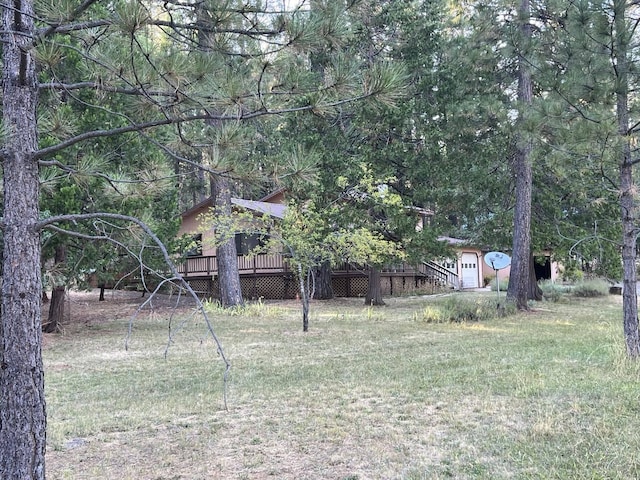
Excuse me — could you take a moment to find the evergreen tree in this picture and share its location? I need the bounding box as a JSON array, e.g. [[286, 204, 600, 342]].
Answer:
[[534, 0, 640, 355], [0, 0, 406, 476]]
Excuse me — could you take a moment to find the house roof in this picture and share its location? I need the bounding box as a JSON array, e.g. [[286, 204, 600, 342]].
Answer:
[[180, 197, 214, 219], [438, 236, 473, 246], [180, 190, 288, 220], [231, 198, 287, 219], [258, 187, 286, 203]]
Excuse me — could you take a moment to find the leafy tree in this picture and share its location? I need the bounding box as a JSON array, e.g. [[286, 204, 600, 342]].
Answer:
[[273, 203, 402, 329], [203, 201, 402, 330]]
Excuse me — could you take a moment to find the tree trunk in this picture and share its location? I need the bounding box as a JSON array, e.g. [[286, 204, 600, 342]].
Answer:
[[0, 0, 47, 477], [45, 287, 66, 334], [213, 175, 244, 307], [528, 252, 543, 302], [365, 266, 385, 306], [44, 245, 67, 334], [312, 261, 334, 300], [506, 0, 533, 311], [614, 0, 640, 357], [297, 264, 310, 332]]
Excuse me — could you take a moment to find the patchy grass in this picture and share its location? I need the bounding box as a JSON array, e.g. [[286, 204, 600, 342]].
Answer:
[[44, 291, 640, 479]]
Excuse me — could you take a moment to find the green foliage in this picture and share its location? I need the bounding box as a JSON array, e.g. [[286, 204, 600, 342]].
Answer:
[[489, 276, 509, 292], [202, 297, 285, 318], [200, 200, 404, 275], [539, 280, 572, 302], [572, 279, 610, 298], [415, 296, 515, 323], [560, 261, 584, 283]]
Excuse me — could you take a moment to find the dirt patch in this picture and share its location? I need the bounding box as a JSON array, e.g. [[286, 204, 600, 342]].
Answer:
[[42, 288, 200, 329]]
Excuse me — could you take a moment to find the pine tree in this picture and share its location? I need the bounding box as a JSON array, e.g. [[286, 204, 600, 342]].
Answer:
[[0, 0, 407, 476]]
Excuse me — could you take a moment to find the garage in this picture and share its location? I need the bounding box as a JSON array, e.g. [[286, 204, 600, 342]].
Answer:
[[460, 252, 479, 289]]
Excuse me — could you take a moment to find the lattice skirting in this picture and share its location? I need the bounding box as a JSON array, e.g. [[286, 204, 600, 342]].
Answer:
[[333, 274, 445, 297], [332, 277, 369, 297], [184, 275, 297, 300], [185, 273, 444, 300], [238, 275, 298, 299]]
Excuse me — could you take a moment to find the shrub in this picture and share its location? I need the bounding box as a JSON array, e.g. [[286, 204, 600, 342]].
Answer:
[[561, 262, 584, 283], [442, 296, 485, 322], [539, 280, 571, 302], [489, 276, 509, 292], [572, 279, 610, 298], [416, 296, 515, 323]]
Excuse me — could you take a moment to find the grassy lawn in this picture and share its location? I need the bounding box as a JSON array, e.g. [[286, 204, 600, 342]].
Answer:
[[44, 291, 640, 479]]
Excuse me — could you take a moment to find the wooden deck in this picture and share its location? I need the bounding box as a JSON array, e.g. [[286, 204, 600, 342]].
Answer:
[[178, 255, 459, 298], [178, 254, 291, 277]]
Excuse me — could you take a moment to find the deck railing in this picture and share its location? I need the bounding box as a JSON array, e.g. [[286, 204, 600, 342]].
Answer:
[[421, 260, 459, 289], [178, 254, 289, 277], [178, 254, 459, 289]]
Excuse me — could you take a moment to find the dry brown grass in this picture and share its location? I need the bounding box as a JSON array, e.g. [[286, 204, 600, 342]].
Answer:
[[44, 289, 640, 479]]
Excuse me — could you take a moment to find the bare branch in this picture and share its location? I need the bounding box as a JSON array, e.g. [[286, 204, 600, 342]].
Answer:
[[38, 212, 231, 409]]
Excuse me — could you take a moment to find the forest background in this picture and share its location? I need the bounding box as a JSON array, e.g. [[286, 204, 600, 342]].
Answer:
[[2, 0, 640, 478]]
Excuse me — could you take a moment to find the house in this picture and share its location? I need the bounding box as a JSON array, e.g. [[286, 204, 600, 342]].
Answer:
[[176, 190, 297, 299], [176, 190, 461, 299], [437, 237, 487, 289], [437, 236, 560, 289]]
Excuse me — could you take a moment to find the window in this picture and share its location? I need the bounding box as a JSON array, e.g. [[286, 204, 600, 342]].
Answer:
[[235, 233, 267, 256], [186, 234, 202, 257]]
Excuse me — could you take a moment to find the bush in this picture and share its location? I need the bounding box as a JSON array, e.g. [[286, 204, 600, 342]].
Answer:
[[572, 279, 610, 298], [489, 276, 509, 292], [561, 262, 584, 283], [539, 280, 571, 302], [416, 296, 515, 323]]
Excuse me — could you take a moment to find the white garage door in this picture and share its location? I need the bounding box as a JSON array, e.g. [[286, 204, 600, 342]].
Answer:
[[461, 253, 479, 289]]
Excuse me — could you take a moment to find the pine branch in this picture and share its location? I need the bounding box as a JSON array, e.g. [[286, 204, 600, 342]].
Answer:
[[35, 0, 104, 40], [39, 81, 177, 98], [33, 94, 373, 160]]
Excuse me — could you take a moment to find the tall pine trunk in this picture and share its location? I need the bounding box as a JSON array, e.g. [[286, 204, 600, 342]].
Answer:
[[0, 0, 47, 476], [506, 0, 533, 310], [213, 175, 244, 307], [614, 0, 640, 357]]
